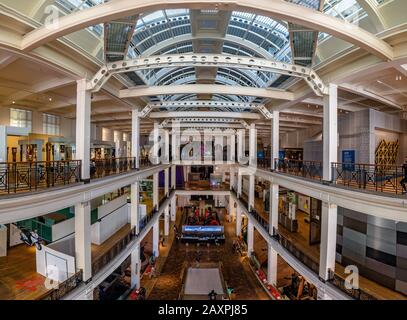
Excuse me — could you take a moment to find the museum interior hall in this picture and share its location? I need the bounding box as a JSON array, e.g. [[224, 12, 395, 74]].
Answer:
[[0, 0, 407, 301]]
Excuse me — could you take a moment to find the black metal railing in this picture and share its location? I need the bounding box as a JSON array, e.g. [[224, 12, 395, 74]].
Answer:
[[90, 157, 138, 179], [0, 160, 81, 194], [328, 273, 377, 300], [92, 227, 136, 275], [332, 162, 405, 195], [274, 158, 323, 181], [249, 209, 270, 233], [38, 271, 82, 300], [257, 158, 272, 170]]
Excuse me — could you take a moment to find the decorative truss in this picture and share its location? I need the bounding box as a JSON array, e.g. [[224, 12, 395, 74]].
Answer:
[[88, 54, 327, 96], [139, 101, 273, 119], [159, 118, 249, 130]]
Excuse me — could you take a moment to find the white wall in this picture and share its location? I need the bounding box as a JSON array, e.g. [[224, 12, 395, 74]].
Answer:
[[9, 223, 23, 247], [91, 202, 128, 245], [97, 195, 127, 220], [51, 218, 75, 242], [36, 239, 76, 282]]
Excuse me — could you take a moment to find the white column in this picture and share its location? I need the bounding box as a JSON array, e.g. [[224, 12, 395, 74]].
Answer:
[[164, 207, 170, 236], [131, 181, 140, 234], [237, 171, 242, 197], [269, 183, 279, 235], [230, 166, 235, 191], [130, 244, 141, 289], [75, 201, 92, 281], [164, 168, 169, 196], [171, 121, 180, 164], [171, 165, 176, 189], [153, 172, 159, 209], [247, 220, 254, 257], [267, 243, 278, 285], [249, 123, 257, 167], [319, 202, 338, 281], [271, 111, 279, 170], [236, 206, 242, 237], [248, 174, 255, 211], [153, 121, 159, 165], [170, 195, 177, 222], [237, 130, 244, 163], [323, 84, 338, 181], [153, 219, 160, 258], [75, 79, 91, 181], [0, 126, 6, 162], [132, 109, 140, 168], [229, 133, 236, 163], [164, 129, 170, 164]]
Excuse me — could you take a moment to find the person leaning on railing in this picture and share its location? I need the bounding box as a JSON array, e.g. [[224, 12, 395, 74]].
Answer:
[[401, 158, 407, 194]]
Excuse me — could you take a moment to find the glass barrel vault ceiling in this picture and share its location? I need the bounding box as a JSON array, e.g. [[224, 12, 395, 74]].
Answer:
[[56, 0, 370, 103]]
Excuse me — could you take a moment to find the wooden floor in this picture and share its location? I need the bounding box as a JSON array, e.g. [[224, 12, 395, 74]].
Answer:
[[249, 194, 407, 300], [0, 245, 50, 300]]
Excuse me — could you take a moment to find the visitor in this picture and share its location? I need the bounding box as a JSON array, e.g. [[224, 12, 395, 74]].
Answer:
[[401, 158, 407, 194], [208, 289, 217, 300]]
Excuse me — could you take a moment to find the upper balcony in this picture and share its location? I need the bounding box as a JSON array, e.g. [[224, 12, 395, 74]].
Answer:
[[266, 158, 407, 198]]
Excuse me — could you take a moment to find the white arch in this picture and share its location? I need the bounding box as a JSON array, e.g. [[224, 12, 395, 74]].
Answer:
[[89, 53, 326, 95], [22, 0, 394, 60], [119, 84, 295, 101]]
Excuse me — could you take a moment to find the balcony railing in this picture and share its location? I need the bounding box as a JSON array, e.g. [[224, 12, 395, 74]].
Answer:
[[92, 227, 136, 275], [90, 157, 138, 179], [332, 162, 405, 195], [274, 159, 323, 181], [38, 271, 83, 300], [0, 160, 81, 194]]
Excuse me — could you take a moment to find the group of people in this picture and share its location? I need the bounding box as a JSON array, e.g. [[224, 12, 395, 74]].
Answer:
[[186, 206, 220, 226]]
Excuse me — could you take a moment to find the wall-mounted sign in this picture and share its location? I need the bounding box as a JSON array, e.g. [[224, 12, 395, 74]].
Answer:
[[342, 150, 355, 171]]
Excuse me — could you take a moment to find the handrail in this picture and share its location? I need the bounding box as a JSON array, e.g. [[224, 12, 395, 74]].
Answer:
[[274, 158, 323, 181], [37, 271, 83, 300], [0, 160, 81, 194], [331, 162, 405, 195]]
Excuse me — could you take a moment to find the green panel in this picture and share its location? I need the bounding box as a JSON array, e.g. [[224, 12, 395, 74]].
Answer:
[[91, 208, 99, 225]]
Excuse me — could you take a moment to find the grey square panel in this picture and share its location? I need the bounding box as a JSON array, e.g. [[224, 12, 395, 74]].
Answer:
[[396, 268, 407, 282], [343, 227, 367, 246], [397, 256, 407, 269], [367, 224, 396, 243], [342, 244, 366, 265], [343, 209, 367, 223], [367, 215, 396, 230], [365, 257, 396, 278], [396, 244, 407, 259], [396, 222, 407, 233], [366, 235, 396, 256], [395, 280, 407, 295]]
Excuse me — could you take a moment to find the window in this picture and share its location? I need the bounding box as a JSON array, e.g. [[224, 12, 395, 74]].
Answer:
[[43, 113, 60, 135], [10, 108, 32, 131]]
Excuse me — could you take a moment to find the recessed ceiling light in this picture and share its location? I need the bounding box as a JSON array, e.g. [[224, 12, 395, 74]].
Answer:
[[49, 97, 53, 102], [12, 101, 15, 104]]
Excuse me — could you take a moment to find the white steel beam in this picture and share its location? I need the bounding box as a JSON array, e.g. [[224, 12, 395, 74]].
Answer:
[[149, 111, 261, 120], [120, 85, 295, 101], [89, 54, 325, 95], [22, 0, 394, 60]]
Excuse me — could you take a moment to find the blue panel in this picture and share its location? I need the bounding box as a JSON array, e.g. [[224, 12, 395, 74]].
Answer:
[[342, 150, 355, 171]]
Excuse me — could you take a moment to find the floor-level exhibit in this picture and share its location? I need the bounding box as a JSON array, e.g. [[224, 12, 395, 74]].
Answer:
[[0, 0, 407, 306]]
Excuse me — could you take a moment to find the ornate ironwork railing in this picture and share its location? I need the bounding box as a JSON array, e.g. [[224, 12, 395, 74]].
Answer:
[[332, 162, 405, 195], [38, 271, 83, 300], [90, 157, 137, 179], [249, 209, 270, 233], [274, 158, 323, 181], [0, 160, 81, 194], [328, 273, 377, 300]]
